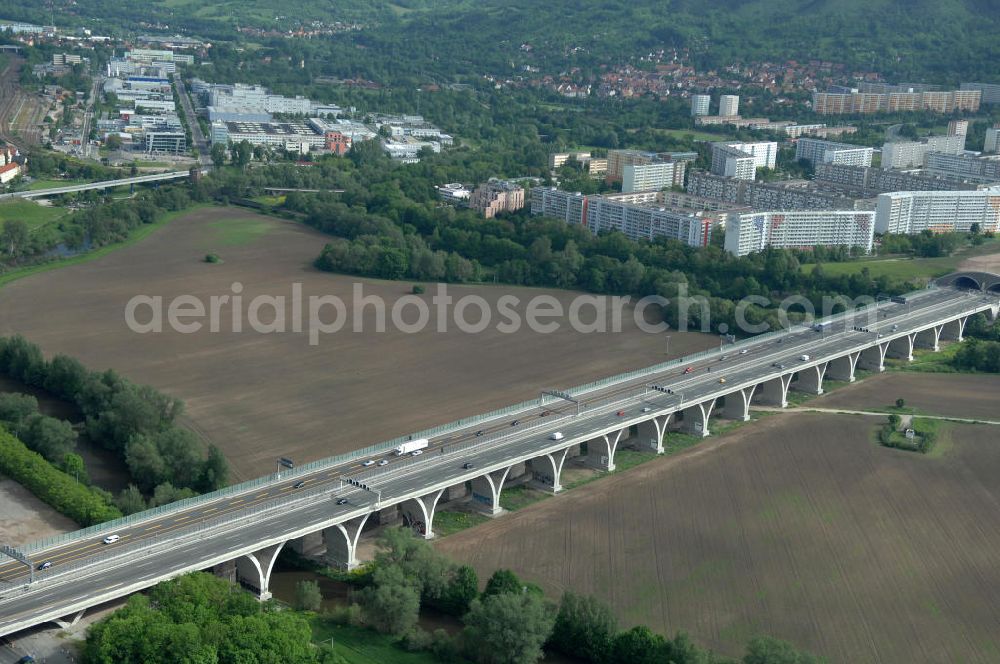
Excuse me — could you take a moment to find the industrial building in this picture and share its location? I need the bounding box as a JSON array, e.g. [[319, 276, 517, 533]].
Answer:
[[875, 190, 1000, 234], [794, 138, 874, 167], [724, 210, 875, 256]]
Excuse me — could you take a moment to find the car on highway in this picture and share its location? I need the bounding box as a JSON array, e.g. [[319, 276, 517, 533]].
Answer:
[[642, 406, 652, 412], [541, 410, 551, 416], [102, 535, 120, 545], [293, 480, 305, 489], [511, 419, 520, 426], [549, 432, 564, 440], [362, 460, 375, 467], [37, 561, 52, 571], [683, 366, 693, 374], [378, 459, 388, 467], [411, 449, 423, 456], [335, 498, 349, 505], [718, 378, 727, 384], [740, 349, 748, 355], [799, 354, 810, 361], [462, 462, 475, 469], [773, 363, 785, 370], [721, 355, 729, 361], [475, 430, 484, 436], [617, 410, 626, 416]]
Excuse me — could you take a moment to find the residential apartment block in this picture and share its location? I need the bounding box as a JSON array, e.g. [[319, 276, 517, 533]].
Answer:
[[875, 190, 1000, 234], [469, 180, 525, 218], [812, 88, 981, 115], [880, 135, 965, 169], [710, 141, 778, 180], [687, 171, 869, 211], [924, 152, 1000, 185], [961, 82, 1000, 105], [622, 161, 686, 193], [584, 197, 715, 246], [948, 120, 969, 137], [814, 163, 981, 195], [725, 210, 875, 256], [984, 127, 1000, 154], [795, 138, 874, 167]]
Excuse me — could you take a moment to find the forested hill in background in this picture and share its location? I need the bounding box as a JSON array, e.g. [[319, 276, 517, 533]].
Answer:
[[4, 0, 1000, 83]]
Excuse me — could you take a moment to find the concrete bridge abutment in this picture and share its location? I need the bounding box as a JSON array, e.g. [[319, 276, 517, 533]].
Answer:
[[52, 609, 87, 630], [885, 334, 915, 362]]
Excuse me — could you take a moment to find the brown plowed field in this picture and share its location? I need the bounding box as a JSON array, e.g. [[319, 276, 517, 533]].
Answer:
[[0, 206, 713, 479], [437, 412, 1000, 663], [816, 371, 1000, 420]]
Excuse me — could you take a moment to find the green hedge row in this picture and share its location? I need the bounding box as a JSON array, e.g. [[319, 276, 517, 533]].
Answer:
[[0, 426, 121, 526]]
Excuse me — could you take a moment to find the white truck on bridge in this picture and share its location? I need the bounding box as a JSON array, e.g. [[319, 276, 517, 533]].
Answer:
[[394, 438, 429, 455]]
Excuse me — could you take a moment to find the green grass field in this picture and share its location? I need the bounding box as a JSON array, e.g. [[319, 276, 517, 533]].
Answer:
[[310, 620, 440, 664], [0, 200, 69, 230], [432, 510, 490, 537], [204, 215, 275, 247], [655, 127, 734, 142], [801, 238, 1000, 282]]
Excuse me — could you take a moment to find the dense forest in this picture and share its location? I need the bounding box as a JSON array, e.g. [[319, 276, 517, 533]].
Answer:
[[4, 0, 999, 85]]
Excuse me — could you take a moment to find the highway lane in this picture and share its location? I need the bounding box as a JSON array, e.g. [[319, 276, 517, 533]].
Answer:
[[0, 288, 992, 594]]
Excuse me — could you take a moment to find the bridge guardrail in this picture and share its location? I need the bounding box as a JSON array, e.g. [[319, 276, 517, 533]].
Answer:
[[12, 285, 965, 556]]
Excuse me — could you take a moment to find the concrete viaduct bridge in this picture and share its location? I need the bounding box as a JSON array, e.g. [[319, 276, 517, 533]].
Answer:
[[0, 170, 197, 200], [0, 277, 997, 636]]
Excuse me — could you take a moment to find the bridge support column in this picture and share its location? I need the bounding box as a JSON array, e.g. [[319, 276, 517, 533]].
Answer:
[[585, 428, 627, 471], [827, 352, 860, 382], [290, 531, 324, 556], [886, 334, 915, 362], [470, 466, 514, 515], [915, 326, 941, 352], [681, 400, 715, 437], [722, 386, 756, 421], [857, 343, 888, 373], [528, 447, 569, 493], [755, 375, 792, 408], [791, 363, 827, 395], [236, 541, 286, 601], [941, 316, 968, 342], [52, 609, 87, 630], [212, 559, 237, 583], [636, 414, 671, 453], [400, 489, 445, 539], [324, 513, 372, 570], [445, 482, 468, 502]]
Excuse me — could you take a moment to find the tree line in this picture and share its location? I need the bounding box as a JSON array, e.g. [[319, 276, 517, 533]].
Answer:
[[0, 336, 228, 510], [309, 528, 819, 664]]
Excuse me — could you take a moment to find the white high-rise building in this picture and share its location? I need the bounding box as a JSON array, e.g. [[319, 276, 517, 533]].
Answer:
[[724, 210, 875, 256], [719, 94, 740, 117], [947, 119, 969, 137], [984, 127, 1000, 154], [710, 141, 778, 180], [881, 135, 965, 169], [622, 162, 686, 193], [795, 138, 874, 167], [585, 197, 715, 246], [691, 94, 711, 117], [875, 190, 1000, 234]]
